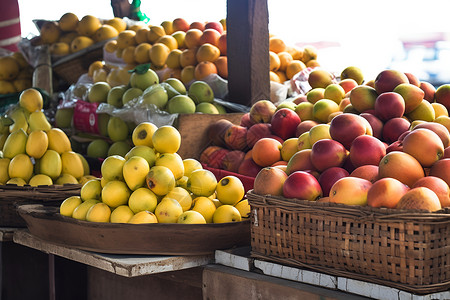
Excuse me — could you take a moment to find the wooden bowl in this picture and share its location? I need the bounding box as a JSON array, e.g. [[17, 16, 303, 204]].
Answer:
[[17, 204, 250, 255]]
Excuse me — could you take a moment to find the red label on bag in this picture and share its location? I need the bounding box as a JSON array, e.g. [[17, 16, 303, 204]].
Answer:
[[73, 100, 100, 134]]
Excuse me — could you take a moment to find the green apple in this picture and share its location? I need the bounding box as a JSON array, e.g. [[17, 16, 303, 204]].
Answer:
[[107, 141, 132, 157], [88, 82, 111, 103], [97, 113, 110, 137], [107, 116, 129, 142], [54, 108, 74, 128], [188, 81, 214, 104], [160, 82, 181, 99], [122, 87, 143, 106], [107, 85, 127, 108], [141, 84, 169, 110], [164, 77, 186, 95], [167, 95, 196, 114], [195, 102, 219, 114], [130, 69, 159, 91], [213, 102, 227, 114], [87, 139, 110, 158]]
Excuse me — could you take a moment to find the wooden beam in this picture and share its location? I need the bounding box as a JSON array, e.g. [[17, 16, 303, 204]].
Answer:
[[227, 0, 270, 106]]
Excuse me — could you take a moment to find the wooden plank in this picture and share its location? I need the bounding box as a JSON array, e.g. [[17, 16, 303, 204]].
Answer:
[[32, 44, 52, 95], [0, 228, 17, 242], [176, 112, 245, 159], [202, 264, 369, 300], [13, 230, 214, 277], [227, 0, 270, 106]]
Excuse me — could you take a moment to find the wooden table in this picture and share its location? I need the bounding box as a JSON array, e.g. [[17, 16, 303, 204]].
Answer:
[[207, 247, 450, 300], [13, 229, 213, 299]]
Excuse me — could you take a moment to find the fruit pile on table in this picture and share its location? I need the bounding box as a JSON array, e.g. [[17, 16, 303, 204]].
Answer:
[[203, 66, 450, 212]]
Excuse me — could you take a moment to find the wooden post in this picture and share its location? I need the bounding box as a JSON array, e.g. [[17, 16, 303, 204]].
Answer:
[[227, 0, 270, 106]]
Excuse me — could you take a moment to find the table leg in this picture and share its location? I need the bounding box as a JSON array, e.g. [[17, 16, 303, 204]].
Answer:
[[49, 253, 55, 300]]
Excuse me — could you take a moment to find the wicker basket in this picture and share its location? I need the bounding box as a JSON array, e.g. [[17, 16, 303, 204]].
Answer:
[[247, 190, 450, 294], [0, 184, 81, 227]]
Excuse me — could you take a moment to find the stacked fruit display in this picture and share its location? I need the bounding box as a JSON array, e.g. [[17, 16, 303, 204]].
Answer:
[[0, 52, 34, 95], [100, 16, 318, 85], [0, 88, 94, 186], [56, 63, 228, 160], [205, 66, 450, 212], [34, 13, 129, 56], [59, 122, 250, 224]]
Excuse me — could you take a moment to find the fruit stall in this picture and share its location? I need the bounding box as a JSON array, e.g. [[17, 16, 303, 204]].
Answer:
[[1, 0, 450, 299]]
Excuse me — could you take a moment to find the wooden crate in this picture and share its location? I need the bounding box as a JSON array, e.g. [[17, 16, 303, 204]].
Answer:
[[175, 112, 245, 160]]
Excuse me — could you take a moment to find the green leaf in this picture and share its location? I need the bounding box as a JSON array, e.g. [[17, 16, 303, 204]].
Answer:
[[128, 63, 151, 74]]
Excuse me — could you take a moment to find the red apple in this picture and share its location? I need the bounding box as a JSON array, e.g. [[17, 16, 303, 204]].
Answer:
[[386, 140, 403, 153], [295, 120, 319, 137], [204, 21, 224, 34], [238, 157, 262, 178], [360, 112, 384, 140], [249, 100, 277, 123], [207, 119, 233, 147], [374, 69, 409, 94], [404, 72, 420, 87], [199, 146, 230, 168], [349, 135, 386, 168], [310, 139, 347, 172], [444, 146, 450, 158], [318, 167, 349, 197], [224, 125, 248, 151], [413, 122, 450, 148], [285, 149, 316, 175], [283, 171, 323, 201], [393, 83, 425, 113], [374, 92, 405, 121], [240, 112, 255, 128], [293, 94, 307, 104], [429, 158, 450, 187], [419, 81, 436, 102], [329, 113, 372, 150], [271, 108, 301, 140], [339, 78, 358, 94], [382, 117, 411, 144], [246, 123, 273, 148], [222, 150, 245, 173], [350, 164, 379, 183], [435, 84, 450, 111]]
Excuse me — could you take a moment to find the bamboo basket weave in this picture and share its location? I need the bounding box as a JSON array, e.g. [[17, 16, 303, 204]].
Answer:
[[247, 190, 450, 294], [0, 184, 81, 227]]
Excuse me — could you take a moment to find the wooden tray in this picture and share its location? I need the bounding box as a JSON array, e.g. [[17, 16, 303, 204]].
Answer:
[[17, 204, 251, 255]]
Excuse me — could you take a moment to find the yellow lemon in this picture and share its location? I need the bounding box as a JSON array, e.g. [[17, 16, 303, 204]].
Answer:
[[19, 88, 43, 113], [162, 186, 192, 211], [94, 24, 119, 42], [101, 180, 131, 208], [0, 158, 10, 184], [212, 205, 242, 223], [128, 211, 158, 224], [29, 174, 53, 186], [88, 61, 104, 78], [101, 155, 126, 181], [61, 151, 84, 179], [78, 175, 97, 185], [234, 199, 251, 218], [40, 21, 61, 44], [116, 30, 137, 49], [123, 156, 150, 190], [110, 205, 134, 223], [131, 122, 158, 147], [55, 173, 79, 185], [104, 39, 118, 53], [86, 202, 111, 222], [70, 36, 94, 53], [155, 152, 184, 180], [6, 177, 26, 186], [215, 175, 245, 205], [187, 169, 217, 197], [59, 196, 82, 217], [47, 128, 72, 154], [25, 130, 48, 159], [77, 15, 101, 37], [145, 165, 176, 196], [58, 12, 79, 32], [134, 43, 152, 64], [80, 178, 102, 201], [0, 56, 20, 81], [72, 199, 100, 220], [105, 17, 127, 33], [39, 149, 62, 180], [156, 35, 178, 51], [177, 210, 206, 224], [154, 197, 183, 223], [192, 196, 216, 223], [151, 125, 181, 154], [8, 153, 33, 182], [128, 187, 158, 213]]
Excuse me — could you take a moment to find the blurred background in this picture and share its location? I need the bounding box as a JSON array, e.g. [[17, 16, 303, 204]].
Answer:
[[17, 0, 450, 86]]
